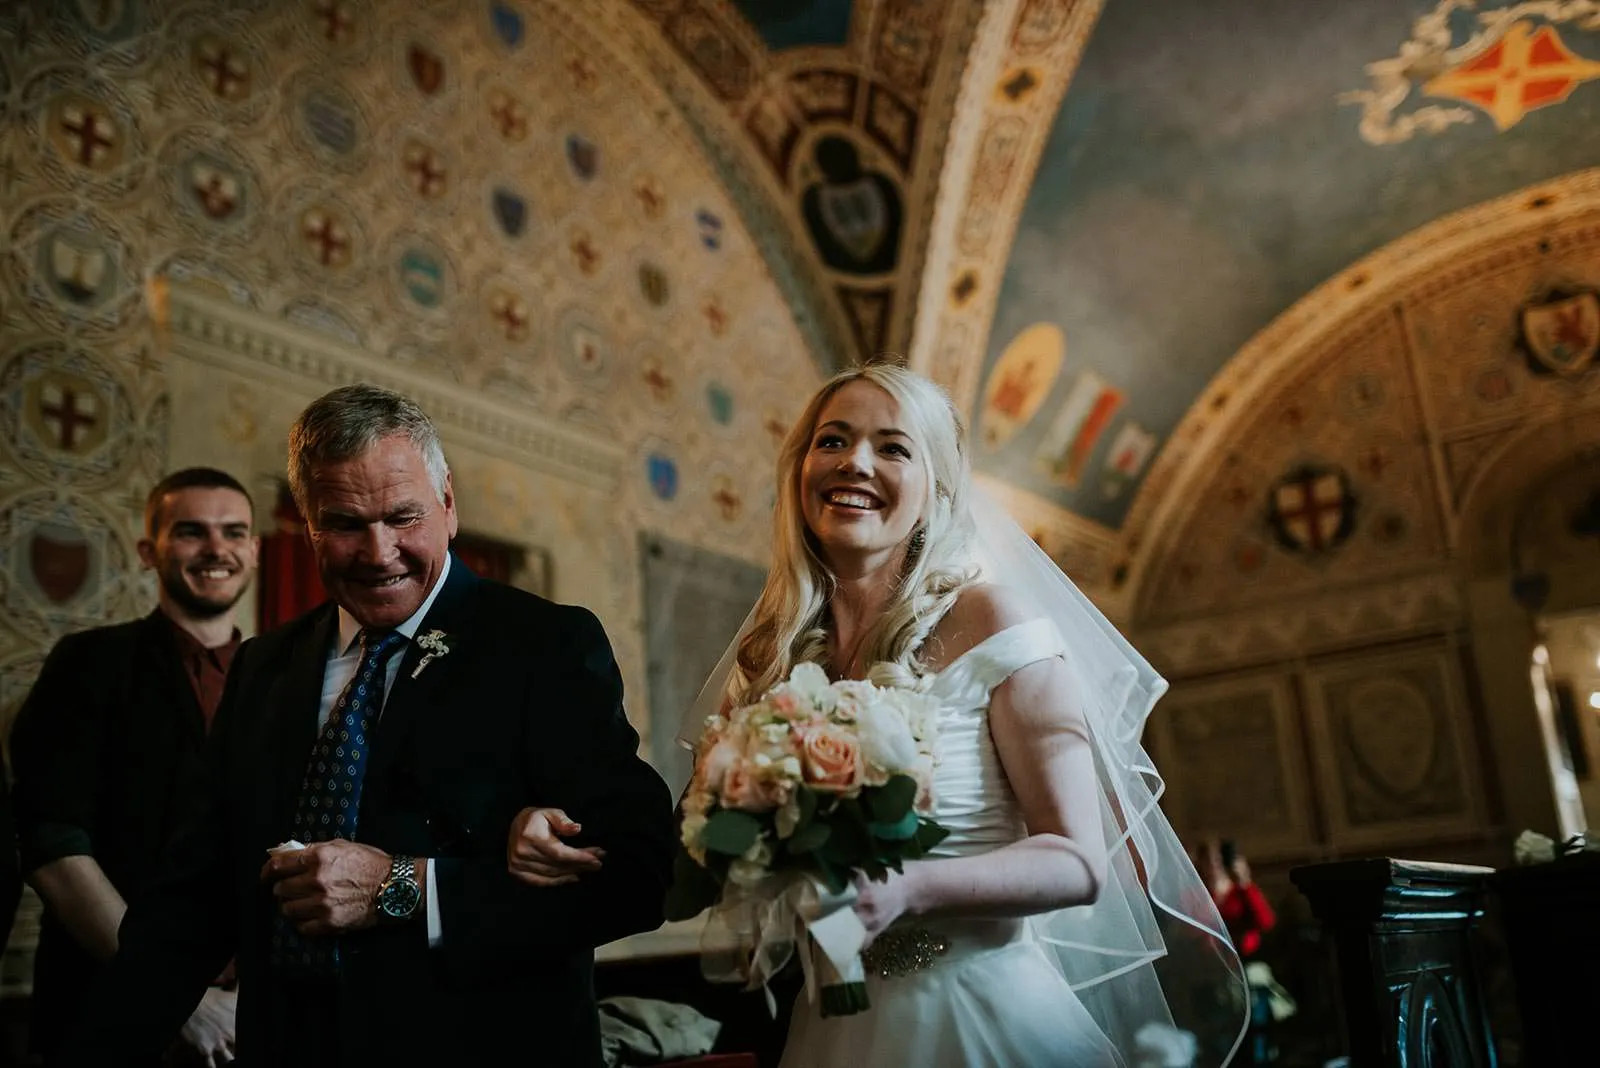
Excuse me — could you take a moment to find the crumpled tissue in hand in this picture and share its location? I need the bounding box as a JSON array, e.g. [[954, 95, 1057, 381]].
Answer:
[[1513, 829, 1600, 865], [1514, 830, 1558, 866]]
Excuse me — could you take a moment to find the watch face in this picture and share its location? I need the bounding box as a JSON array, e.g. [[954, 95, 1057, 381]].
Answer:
[[379, 878, 421, 918]]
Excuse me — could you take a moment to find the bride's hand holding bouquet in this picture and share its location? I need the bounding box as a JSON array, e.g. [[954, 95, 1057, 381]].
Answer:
[[665, 662, 948, 1016]]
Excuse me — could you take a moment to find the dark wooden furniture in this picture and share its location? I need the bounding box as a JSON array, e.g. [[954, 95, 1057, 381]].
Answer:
[[1290, 858, 1498, 1068], [1489, 850, 1600, 1068]]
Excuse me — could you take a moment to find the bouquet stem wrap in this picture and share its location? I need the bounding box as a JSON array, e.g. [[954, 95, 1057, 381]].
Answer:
[[699, 873, 870, 1017]]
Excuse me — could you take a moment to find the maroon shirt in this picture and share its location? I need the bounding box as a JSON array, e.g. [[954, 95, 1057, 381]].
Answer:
[[163, 615, 240, 732]]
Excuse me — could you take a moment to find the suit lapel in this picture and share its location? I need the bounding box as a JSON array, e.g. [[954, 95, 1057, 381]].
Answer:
[[364, 559, 480, 805], [269, 606, 339, 838]]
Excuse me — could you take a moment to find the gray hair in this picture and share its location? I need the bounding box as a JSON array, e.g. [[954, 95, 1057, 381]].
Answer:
[[287, 384, 450, 515]]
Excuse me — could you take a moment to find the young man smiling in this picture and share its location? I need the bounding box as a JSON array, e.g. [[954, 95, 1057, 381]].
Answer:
[[10, 467, 259, 1067]]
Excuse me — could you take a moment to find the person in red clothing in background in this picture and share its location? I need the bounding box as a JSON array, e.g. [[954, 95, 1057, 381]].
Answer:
[[1196, 838, 1294, 1065], [1202, 838, 1276, 958]]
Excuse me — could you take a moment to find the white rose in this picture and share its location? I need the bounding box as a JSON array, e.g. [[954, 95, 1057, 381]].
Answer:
[[857, 699, 919, 773], [881, 688, 939, 744], [782, 661, 837, 714]]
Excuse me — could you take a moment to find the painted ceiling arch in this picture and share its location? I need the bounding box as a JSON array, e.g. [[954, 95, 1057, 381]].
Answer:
[[612, 0, 989, 366], [1125, 167, 1600, 627], [959, 0, 1600, 547]]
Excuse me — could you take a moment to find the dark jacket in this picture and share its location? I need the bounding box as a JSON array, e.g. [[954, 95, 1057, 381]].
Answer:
[[61, 561, 677, 1066]]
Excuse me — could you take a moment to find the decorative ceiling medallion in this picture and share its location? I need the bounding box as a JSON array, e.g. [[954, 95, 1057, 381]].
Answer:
[[1267, 464, 1358, 556], [1519, 288, 1599, 377], [1343, 4, 1600, 144]]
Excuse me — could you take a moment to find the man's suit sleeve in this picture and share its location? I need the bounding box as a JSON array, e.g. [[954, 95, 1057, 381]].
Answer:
[[56, 643, 246, 1066], [10, 633, 109, 871], [433, 607, 675, 979]]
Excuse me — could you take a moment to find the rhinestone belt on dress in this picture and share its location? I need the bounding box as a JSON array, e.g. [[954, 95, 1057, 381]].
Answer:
[[861, 927, 950, 978]]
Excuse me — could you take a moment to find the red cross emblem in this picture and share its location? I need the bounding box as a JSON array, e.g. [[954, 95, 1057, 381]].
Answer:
[[56, 99, 118, 169], [702, 297, 728, 338], [487, 89, 528, 141], [1268, 465, 1356, 555], [314, 0, 355, 45], [569, 231, 601, 277], [488, 290, 529, 341], [300, 209, 351, 268], [402, 141, 448, 199], [711, 476, 741, 522], [642, 359, 674, 402], [189, 161, 239, 220], [33, 377, 103, 453], [194, 37, 251, 100]]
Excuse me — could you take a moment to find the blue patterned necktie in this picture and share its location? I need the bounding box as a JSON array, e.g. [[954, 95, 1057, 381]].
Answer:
[[271, 629, 407, 975]]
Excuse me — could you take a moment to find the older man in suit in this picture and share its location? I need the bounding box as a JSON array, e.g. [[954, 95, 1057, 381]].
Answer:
[[62, 384, 676, 1067], [11, 467, 259, 1066]]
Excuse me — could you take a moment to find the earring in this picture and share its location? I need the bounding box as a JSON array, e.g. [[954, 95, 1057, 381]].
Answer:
[[908, 525, 927, 555]]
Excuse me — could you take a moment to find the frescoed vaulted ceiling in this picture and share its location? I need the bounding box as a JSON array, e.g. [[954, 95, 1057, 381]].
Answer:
[[968, 0, 1600, 533], [7, 0, 1598, 643]]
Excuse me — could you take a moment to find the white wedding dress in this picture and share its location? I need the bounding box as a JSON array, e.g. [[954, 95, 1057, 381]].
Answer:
[[779, 619, 1124, 1068]]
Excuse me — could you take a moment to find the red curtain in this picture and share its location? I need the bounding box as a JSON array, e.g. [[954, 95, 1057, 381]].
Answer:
[[257, 488, 327, 632], [451, 532, 518, 585]]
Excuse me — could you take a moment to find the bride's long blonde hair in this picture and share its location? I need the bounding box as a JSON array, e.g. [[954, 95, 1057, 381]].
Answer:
[[728, 364, 979, 705]]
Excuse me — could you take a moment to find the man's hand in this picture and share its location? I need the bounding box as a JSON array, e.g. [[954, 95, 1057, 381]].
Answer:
[[507, 807, 603, 887], [165, 986, 236, 1067], [260, 840, 391, 935]]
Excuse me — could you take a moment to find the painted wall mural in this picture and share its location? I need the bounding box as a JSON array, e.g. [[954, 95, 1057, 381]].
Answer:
[[974, 0, 1600, 529], [0, 0, 825, 991]]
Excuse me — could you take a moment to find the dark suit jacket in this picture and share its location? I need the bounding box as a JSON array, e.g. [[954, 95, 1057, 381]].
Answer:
[[0, 765, 21, 965], [62, 559, 676, 1067], [9, 610, 214, 1060]]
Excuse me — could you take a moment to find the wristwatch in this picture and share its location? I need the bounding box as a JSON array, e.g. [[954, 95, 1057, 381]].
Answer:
[[376, 855, 422, 921]]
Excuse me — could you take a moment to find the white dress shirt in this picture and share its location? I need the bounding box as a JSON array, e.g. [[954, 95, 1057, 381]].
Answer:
[[321, 554, 451, 946]]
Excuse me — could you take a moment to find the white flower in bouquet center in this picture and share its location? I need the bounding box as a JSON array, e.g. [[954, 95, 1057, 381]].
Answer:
[[855, 699, 919, 773]]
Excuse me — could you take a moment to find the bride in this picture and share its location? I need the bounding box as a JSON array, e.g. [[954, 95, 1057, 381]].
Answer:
[[512, 365, 1245, 1066]]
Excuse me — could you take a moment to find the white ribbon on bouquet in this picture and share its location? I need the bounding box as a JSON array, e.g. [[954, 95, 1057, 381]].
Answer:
[[697, 872, 868, 1016]]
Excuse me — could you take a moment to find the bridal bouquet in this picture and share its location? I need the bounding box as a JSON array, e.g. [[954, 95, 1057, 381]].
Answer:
[[665, 662, 948, 1016]]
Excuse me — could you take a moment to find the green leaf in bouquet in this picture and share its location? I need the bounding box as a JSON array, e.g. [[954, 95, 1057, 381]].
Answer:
[[663, 848, 718, 921], [912, 818, 950, 853], [819, 810, 872, 868], [813, 857, 850, 895], [786, 820, 831, 855], [864, 774, 917, 824], [868, 809, 919, 841], [798, 785, 819, 825], [701, 809, 763, 857]]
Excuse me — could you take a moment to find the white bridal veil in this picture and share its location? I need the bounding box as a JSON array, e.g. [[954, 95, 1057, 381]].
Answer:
[[676, 487, 1248, 1066]]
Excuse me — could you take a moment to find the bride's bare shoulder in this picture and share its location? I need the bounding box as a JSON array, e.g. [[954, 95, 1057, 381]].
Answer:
[[923, 583, 1033, 670]]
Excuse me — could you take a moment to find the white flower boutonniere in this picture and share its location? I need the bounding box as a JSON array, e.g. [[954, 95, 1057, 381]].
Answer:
[[411, 629, 453, 679]]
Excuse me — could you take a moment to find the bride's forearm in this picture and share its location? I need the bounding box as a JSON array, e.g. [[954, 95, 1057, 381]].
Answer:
[[900, 834, 1103, 921]]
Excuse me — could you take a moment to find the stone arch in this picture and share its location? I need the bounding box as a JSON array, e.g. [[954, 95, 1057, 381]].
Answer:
[[1125, 167, 1600, 622]]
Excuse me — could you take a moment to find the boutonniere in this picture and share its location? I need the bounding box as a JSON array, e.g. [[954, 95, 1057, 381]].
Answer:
[[411, 629, 453, 679]]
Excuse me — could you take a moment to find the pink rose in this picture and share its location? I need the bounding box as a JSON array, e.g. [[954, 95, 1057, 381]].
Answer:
[[722, 762, 779, 811], [697, 737, 740, 791], [799, 724, 862, 793]]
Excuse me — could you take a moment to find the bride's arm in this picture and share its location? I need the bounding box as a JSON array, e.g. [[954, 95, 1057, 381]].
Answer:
[[855, 594, 1107, 934]]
